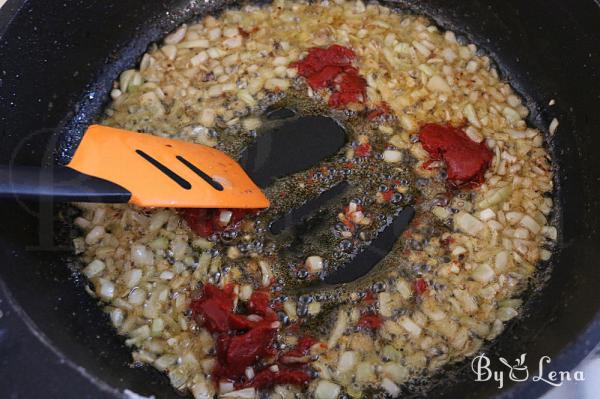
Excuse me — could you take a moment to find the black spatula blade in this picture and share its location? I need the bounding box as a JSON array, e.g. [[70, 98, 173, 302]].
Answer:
[[238, 115, 346, 188], [323, 205, 416, 285]]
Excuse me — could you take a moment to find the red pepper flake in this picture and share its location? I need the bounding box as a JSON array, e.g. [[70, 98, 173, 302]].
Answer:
[[419, 124, 493, 186], [358, 314, 383, 329], [292, 44, 367, 108], [354, 142, 372, 157], [414, 278, 429, 295]]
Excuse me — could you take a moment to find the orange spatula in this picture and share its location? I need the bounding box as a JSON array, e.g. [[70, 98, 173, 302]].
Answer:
[[0, 124, 270, 209]]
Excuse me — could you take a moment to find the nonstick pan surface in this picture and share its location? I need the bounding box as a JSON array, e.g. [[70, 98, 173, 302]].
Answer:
[[1, 1, 599, 398]]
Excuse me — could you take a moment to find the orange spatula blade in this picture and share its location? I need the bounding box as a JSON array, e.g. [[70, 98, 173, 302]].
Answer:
[[67, 125, 270, 209]]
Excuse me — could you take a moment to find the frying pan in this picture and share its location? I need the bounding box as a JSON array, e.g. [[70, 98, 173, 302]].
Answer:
[[0, 0, 599, 398]]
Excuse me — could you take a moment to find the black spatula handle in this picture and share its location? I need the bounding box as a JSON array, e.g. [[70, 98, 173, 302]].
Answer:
[[0, 165, 131, 203]]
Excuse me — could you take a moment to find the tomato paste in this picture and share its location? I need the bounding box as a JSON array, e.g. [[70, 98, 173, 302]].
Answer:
[[419, 124, 493, 186], [190, 284, 314, 389], [358, 314, 383, 329], [180, 208, 250, 238], [292, 44, 367, 108], [414, 278, 429, 295]]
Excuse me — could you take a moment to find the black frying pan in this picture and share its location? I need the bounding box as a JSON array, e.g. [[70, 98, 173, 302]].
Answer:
[[0, 1, 599, 398]]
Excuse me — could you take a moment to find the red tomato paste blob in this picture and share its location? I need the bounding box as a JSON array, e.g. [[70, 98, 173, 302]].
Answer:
[[190, 284, 314, 389], [292, 44, 367, 108], [180, 208, 250, 238], [358, 314, 383, 329], [419, 124, 494, 185]]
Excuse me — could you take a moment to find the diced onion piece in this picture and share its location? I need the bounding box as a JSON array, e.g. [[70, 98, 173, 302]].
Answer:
[[149, 211, 170, 232], [478, 208, 496, 222], [83, 259, 105, 278], [519, 215, 541, 234], [315, 380, 341, 399], [283, 301, 298, 321], [305, 256, 323, 274], [337, 351, 358, 374], [378, 292, 392, 317], [383, 149, 403, 163], [125, 268, 143, 288], [426, 75, 451, 92], [219, 210, 233, 226], [85, 225, 105, 245], [110, 308, 124, 328], [164, 24, 187, 45], [327, 310, 348, 348], [494, 251, 509, 271], [381, 363, 409, 384], [432, 206, 450, 220], [497, 306, 519, 321], [356, 362, 376, 383], [398, 316, 422, 336], [259, 260, 272, 287], [219, 381, 235, 394], [131, 244, 154, 266], [220, 388, 256, 398], [98, 278, 115, 300], [128, 288, 146, 305], [542, 226, 558, 240], [155, 354, 178, 371], [191, 382, 213, 399], [549, 118, 559, 135], [454, 211, 485, 236], [381, 378, 401, 398], [472, 263, 495, 283]]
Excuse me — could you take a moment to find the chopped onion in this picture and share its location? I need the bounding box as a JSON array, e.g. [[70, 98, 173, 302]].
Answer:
[[337, 351, 358, 374], [381, 378, 400, 397], [124, 268, 143, 288], [472, 263, 495, 283], [220, 388, 255, 398], [478, 208, 496, 222], [128, 288, 146, 305], [455, 211, 485, 236], [497, 306, 518, 321], [305, 255, 324, 273], [110, 308, 124, 328], [245, 367, 255, 380], [83, 259, 105, 278], [149, 211, 170, 232], [85, 226, 105, 245], [381, 363, 409, 384], [191, 382, 213, 399], [519, 215, 541, 234], [314, 380, 341, 399], [383, 149, 403, 163], [398, 316, 422, 336], [378, 292, 392, 317], [217, 210, 232, 226], [355, 362, 376, 383], [494, 251, 509, 271], [131, 244, 154, 266], [426, 75, 451, 92], [327, 310, 348, 349], [239, 284, 253, 301], [259, 260, 272, 287], [154, 354, 178, 372], [98, 278, 115, 300]]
